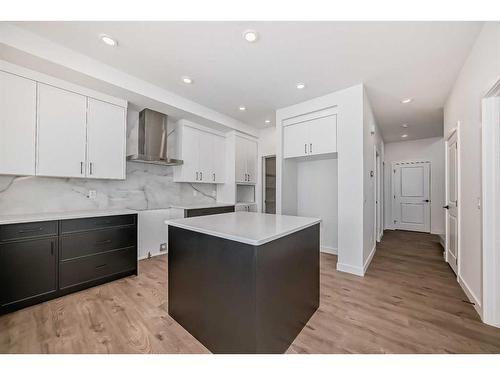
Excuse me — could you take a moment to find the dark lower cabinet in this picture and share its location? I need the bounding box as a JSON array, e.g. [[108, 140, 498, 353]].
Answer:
[[184, 205, 235, 218], [0, 237, 57, 308], [0, 214, 137, 315]]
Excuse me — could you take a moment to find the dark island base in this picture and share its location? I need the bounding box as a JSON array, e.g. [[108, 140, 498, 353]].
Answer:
[[168, 224, 320, 353]]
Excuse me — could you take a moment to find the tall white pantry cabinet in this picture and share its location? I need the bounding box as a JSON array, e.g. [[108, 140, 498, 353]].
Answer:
[[0, 62, 127, 180]]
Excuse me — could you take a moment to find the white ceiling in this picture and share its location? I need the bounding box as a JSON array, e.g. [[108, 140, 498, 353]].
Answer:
[[12, 21, 482, 142]]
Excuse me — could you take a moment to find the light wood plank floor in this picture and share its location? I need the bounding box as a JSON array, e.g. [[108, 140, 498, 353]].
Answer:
[[1, 230, 500, 354]]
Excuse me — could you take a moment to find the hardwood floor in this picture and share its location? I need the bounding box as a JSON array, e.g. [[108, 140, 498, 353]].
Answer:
[[1, 230, 500, 354]]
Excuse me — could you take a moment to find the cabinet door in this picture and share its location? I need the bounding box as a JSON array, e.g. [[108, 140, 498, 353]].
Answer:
[[37, 84, 87, 178], [245, 139, 258, 184], [235, 136, 248, 183], [0, 71, 37, 176], [179, 125, 200, 182], [283, 122, 309, 158], [197, 130, 213, 183], [211, 133, 226, 183], [307, 115, 337, 156], [0, 237, 57, 307], [86, 98, 126, 179]]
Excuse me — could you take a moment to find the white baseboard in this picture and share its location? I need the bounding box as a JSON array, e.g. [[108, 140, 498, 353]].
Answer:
[[458, 275, 483, 318], [138, 250, 166, 261], [336, 262, 364, 277], [363, 244, 377, 274], [320, 246, 337, 255], [438, 234, 445, 249]]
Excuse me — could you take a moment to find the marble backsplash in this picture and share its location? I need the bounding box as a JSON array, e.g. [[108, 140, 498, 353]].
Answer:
[[0, 162, 217, 216], [0, 108, 218, 216]]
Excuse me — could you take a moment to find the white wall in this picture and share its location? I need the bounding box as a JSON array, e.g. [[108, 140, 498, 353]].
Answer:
[[276, 84, 366, 276], [383, 137, 445, 235], [296, 158, 338, 252], [443, 22, 500, 313], [363, 90, 385, 270]]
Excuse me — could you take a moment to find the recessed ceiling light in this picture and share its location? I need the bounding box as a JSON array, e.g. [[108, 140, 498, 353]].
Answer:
[[401, 134, 408, 138], [239, 106, 246, 111], [181, 76, 193, 84], [401, 123, 408, 128], [243, 30, 259, 43], [99, 34, 117, 47], [265, 119, 271, 124], [296, 83, 306, 90], [401, 98, 413, 104]]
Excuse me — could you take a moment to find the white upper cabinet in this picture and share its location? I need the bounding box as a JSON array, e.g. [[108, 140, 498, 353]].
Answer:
[[283, 114, 337, 159], [0, 71, 37, 176], [36, 84, 87, 178], [174, 122, 226, 184], [86, 98, 126, 179], [0, 62, 127, 180], [235, 136, 258, 184]]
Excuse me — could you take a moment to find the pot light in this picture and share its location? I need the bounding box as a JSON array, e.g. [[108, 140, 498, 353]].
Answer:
[[99, 34, 117, 47], [296, 83, 306, 90], [401, 134, 408, 138], [182, 76, 193, 84], [243, 30, 259, 43], [239, 106, 246, 111], [401, 98, 413, 104], [265, 119, 271, 124], [401, 123, 408, 128]]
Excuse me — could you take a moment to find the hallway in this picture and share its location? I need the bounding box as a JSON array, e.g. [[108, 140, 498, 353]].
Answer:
[[1, 230, 500, 354], [289, 230, 500, 353]]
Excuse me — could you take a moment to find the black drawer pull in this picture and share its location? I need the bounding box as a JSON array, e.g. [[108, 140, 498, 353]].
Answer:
[[95, 239, 112, 245], [95, 264, 107, 269], [18, 227, 43, 233]]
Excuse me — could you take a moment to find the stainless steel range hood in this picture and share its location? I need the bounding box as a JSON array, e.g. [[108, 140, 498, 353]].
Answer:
[[126, 108, 183, 166]]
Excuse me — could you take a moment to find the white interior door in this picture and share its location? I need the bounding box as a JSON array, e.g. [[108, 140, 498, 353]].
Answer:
[[246, 139, 258, 183], [392, 161, 431, 232], [446, 131, 459, 274], [86, 98, 126, 180]]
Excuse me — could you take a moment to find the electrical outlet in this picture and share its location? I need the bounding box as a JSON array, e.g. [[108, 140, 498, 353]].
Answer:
[[88, 190, 97, 200], [160, 243, 167, 252]]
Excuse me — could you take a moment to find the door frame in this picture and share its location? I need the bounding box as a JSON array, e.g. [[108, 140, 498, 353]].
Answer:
[[482, 80, 500, 327], [374, 147, 383, 242], [444, 126, 461, 276], [391, 160, 431, 233]]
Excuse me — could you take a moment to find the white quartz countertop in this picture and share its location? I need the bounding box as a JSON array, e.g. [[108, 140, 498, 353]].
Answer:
[[165, 212, 321, 246], [169, 202, 235, 210], [0, 209, 137, 225]]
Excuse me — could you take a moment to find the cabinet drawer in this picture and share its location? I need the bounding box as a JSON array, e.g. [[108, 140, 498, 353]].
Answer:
[[0, 221, 58, 242], [185, 206, 235, 218], [60, 226, 136, 260], [59, 247, 136, 289], [60, 214, 135, 233]]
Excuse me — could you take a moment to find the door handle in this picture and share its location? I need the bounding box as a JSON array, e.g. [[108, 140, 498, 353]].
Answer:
[[443, 205, 449, 209], [90, 162, 93, 175], [80, 161, 84, 175], [213, 173, 215, 181], [200, 172, 203, 180], [423, 199, 430, 202], [196, 172, 199, 180], [310, 143, 312, 153], [50, 241, 54, 256], [305, 144, 307, 154]]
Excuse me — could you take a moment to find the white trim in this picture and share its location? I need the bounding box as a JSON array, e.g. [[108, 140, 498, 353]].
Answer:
[[320, 246, 338, 255], [336, 262, 364, 277], [482, 93, 500, 327], [363, 244, 377, 274], [0, 59, 127, 108], [138, 250, 166, 261], [438, 234, 446, 249], [458, 275, 483, 318]]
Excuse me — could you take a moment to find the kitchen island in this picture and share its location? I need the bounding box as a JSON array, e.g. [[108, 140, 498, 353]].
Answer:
[[165, 212, 320, 353]]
